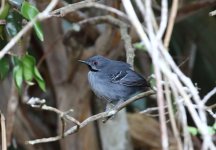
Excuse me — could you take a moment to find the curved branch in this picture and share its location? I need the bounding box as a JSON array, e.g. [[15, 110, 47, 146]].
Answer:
[[27, 90, 155, 145], [51, 1, 128, 20]]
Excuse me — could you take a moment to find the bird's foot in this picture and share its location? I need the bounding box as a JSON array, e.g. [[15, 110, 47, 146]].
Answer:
[[102, 109, 118, 123], [102, 101, 123, 123]]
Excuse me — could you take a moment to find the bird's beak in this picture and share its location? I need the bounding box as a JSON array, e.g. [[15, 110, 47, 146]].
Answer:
[[78, 60, 88, 65], [78, 60, 98, 72]]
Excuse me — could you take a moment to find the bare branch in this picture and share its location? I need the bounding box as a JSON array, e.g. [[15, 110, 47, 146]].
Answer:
[[27, 97, 81, 126], [78, 15, 134, 67], [202, 87, 216, 104], [164, 0, 178, 48], [122, 0, 151, 53], [165, 80, 183, 150], [156, 0, 168, 40], [122, 0, 216, 149], [51, 1, 128, 20], [26, 90, 155, 145], [145, 1, 169, 149]]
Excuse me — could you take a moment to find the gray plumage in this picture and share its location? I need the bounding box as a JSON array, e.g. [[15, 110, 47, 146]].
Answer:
[[79, 55, 149, 105]]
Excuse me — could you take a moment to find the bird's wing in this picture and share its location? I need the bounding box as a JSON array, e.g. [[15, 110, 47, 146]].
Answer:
[[110, 69, 148, 87]]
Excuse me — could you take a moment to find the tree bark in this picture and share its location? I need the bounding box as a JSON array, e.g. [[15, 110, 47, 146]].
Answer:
[[41, 17, 99, 150]]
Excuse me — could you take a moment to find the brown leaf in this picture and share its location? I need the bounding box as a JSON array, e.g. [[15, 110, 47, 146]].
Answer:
[[128, 113, 178, 150]]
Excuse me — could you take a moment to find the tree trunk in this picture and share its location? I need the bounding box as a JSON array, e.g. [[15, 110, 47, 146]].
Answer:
[[41, 17, 99, 150]]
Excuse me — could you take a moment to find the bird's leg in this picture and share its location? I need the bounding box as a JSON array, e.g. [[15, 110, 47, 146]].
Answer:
[[102, 103, 117, 123], [105, 103, 115, 112], [102, 100, 124, 123], [114, 99, 124, 110]]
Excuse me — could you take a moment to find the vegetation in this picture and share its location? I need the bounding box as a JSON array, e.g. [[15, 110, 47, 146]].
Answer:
[[0, 0, 216, 150]]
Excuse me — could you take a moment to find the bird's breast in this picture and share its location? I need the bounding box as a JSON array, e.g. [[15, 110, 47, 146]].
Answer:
[[88, 71, 111, 101]]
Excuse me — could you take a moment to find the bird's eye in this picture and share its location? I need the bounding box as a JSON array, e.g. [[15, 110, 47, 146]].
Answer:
[[93, 61, 98, 65]]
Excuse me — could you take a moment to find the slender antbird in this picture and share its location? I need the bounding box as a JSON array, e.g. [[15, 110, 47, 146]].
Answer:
[[79, 55, 149, 111]]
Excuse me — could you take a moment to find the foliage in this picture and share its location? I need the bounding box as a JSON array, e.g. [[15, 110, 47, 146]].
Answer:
[[6, 9, 23, 37], [21, 1, 44, 41], [188, 123, 216, 136], [0, 0, 216, 149], [0, 1, 45, 92], [0, 3, 10, 39], [0, 57, 10, 80], [12, 54, 46, 92]]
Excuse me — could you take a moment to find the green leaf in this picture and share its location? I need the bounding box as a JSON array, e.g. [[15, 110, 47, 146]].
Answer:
[[8, 0, 23, 8], [22, 54, 35, 81], [21, 1, 44, 41], [32, 20, 44, 41], [35, 77, 46, 92], [13, 65, 23, 91], [188, 126, 216, 136], [188, 126, 198, 136], [33, 66, 46, 91], [12, 54, 46, 92], [33, 66, 43, 80], [0, 57, 10, 80], [208, 126, 215, 135], [0, 3, 10, 19], [11, 56, 20, 66], [0, 3, 10, 39], [149, 64, 156, 87], [133, 42, 147, 51], [5, 10, 23, 37], [213, 123, 216, 130], [0, 37, 7, 49]]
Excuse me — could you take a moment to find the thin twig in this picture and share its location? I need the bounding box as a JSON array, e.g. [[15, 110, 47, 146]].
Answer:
[[202, 87, 216, 104], [120, 24, 135, 67], [51, 1, 128, 20], [156, 0, 168, 40], [207, 103, 216, 109], [165, 80, 183, 150], [27, 98, 81, 126], [206, 109, 216, 119], [169, 75, 193, 149], [78, 15, 129, 27], [78, 15, 135, 67], [1, 112, 7, 150], [202, 87, 216, 119], [178, 57, 189, 68], [146, 0, 169, 149], [117, 90, 155, 111], [140, 106, 170, 117], [121, 0, 151, 53], [164, 0, 178, 48]]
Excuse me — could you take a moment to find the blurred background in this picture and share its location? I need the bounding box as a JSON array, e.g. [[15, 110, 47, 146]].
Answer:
[[0, 0, 216, 150]]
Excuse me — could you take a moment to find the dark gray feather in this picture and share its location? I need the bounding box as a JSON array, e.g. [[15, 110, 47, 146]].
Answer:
[[111, 69, 148, 87]]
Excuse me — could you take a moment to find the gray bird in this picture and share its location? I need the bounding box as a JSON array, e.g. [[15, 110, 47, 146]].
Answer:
[[79, 55, 149, 110]]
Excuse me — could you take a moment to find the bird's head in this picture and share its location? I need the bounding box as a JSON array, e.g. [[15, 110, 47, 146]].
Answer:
[[79, 55, 109, 72]]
